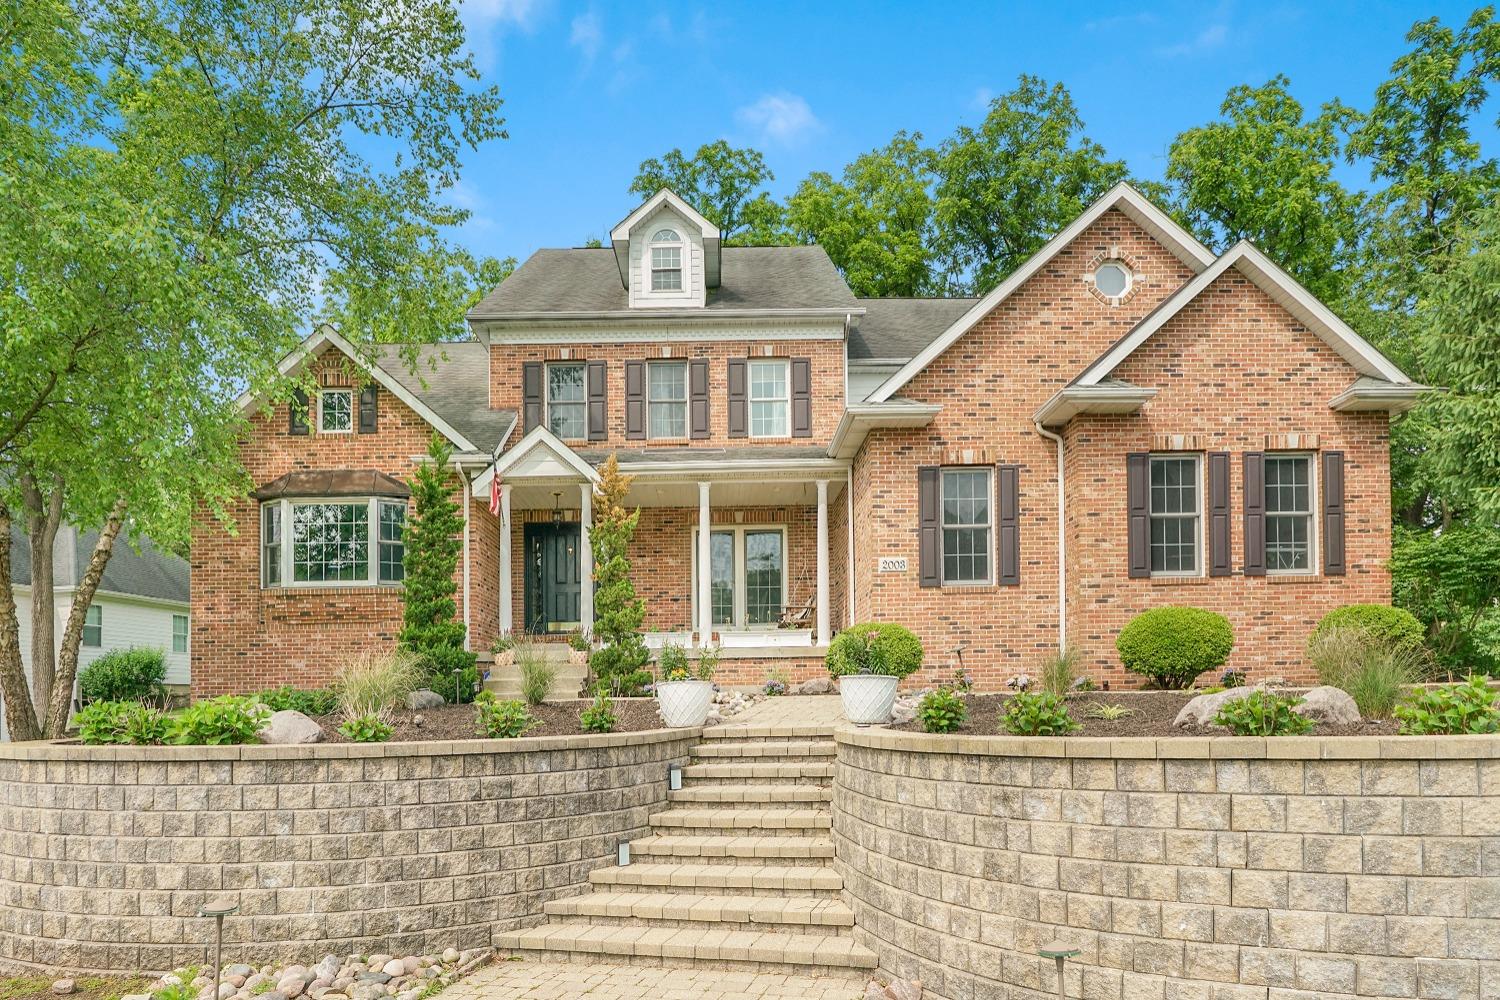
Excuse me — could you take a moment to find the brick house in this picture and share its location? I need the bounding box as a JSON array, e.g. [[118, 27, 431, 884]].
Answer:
[[192, 185, 1426, 694]]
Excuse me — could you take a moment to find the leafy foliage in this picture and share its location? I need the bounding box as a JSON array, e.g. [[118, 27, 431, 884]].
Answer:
[[916, 687, 967, 733], [78, 648, 166, 705], [579, 692, 617, 734], [588, 456, 651, 696], [474, 694, 538, 739], [1395, 675, 1500, 734], [335, 649, 423, 719], [1087, 703, 1133, 721], [1000, 691, 1078, 736], [658, 642, 692, 683], [629, 141, 781, 243], [763, 667, 791, 696], [1392, 523, 1500, 675], [73, 700, 168, 746], [1214, 691, 1316, 736], [166, 697, 268, 746], [1310, 604, 1427, 655], [1116, 607, 1235, 689], [253, 686, 339, 717], [825, 623, 924, 679], [338, 714, 394, 743]]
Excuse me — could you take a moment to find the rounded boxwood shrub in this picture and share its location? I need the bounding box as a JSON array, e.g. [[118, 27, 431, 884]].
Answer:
[[826, 623, 924, 679], [78, 647, 167, 705], [1116, 606, 1234, 690], [1308, 604, 1424, 655]]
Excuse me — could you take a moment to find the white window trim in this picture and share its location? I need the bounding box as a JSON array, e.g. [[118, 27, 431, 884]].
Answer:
[[689, 524, 789, 631], [319, 388, 353, 434], [644, 232, 690, 298], [748, 359, 791, 440], [1093, 260, 1134, 300], [1264, 451, 1319, 577], [646, 360, 688, 440], [82, 605, 102, 647], [259, 496, 407, 589], [545, 361, 588, 441], [939, 466, 996, 587], [1147, 453, 1205, 579], [171, 613, 189, 654]]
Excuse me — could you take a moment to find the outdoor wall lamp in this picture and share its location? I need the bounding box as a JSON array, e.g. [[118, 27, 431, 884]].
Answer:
[[668, 763, 683, 791], [617, 840, 631, 866]]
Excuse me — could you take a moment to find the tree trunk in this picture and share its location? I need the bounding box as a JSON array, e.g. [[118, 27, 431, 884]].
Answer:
[[0, 501, 42, 742], [21, 472, 64, 719], [44, 497, 127, 737]]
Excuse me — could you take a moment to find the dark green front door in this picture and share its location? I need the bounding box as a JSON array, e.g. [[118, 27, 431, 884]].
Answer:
[[524, 522, 582, 633]]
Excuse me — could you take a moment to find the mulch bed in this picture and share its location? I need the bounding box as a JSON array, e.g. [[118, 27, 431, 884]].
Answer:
[[888, 691, 1399, 738], [312, 698, 668, 742]]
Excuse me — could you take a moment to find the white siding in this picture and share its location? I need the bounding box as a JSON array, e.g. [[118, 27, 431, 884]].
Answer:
[[628, 205, 706, 309]]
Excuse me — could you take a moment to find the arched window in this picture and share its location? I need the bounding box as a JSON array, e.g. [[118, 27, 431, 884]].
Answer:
[[649, 228, 684, 291]]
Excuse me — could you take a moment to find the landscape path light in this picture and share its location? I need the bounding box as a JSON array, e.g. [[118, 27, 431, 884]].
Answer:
[[1038, 940, 1081, 1000], [197, 897, 239, 1000]]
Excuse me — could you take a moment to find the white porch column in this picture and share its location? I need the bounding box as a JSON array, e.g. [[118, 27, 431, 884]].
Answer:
[[816, 479, 831, 644], [697, 481, 712, 645], [498, 483, 513, 635], [579, 482, 594, 636]]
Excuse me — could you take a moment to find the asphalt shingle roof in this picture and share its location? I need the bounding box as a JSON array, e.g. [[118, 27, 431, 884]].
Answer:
[[9, 524, 189, 604], [375, 343, 515, 452], [850, 298, 979, 361], [577, 446, 829, 466]]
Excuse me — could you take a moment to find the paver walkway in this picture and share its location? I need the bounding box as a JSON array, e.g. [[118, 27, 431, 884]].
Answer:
[[720, 694, 845, 728], [451, 961, 867, 999]]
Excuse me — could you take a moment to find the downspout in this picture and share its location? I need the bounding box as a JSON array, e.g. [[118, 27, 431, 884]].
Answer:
[[460, 466, 472, 652], [1033, 421, 1066, 652], [846, 464, 855, 627]]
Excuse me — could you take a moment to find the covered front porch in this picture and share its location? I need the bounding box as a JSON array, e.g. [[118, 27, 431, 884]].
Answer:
[[471, 428, 850, 660]]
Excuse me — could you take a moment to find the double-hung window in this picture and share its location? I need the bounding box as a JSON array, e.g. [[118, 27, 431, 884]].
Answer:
[[941, 468, 992, 584], [693, 526, 786, 628], [648, 361, 687, 438], [320, 389, 352, 432], [82, 605, 102, 647], [1149, 455, 1201, 575], [650, 229, 683, 290], [260, 497, 406, 586], [262, 503, 282, 587], [748, 360, 789, 438], [1265, 454, 1314, 573], [172, 614, 189, 654], [546, 362, 586, 439], [378, 500, 406, 583]]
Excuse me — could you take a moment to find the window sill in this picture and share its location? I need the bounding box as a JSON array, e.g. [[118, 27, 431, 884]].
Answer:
[[261, 583, 404, 594], [1266, 573, 1322, 584], [1148, 575, 1210, 586]]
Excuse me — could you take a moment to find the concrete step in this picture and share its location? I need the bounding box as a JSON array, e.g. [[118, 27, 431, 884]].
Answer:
[[544, 891, 855, 932], [650, 808, 831, 834], [494, 921, 878, 974], [700, 725, 837, 741], [689, 741, 837, 761], [629, 834, 835, 864], [682, 762, 834, 783], [668, 784, 831, 806], [589, 863, 842, 895]]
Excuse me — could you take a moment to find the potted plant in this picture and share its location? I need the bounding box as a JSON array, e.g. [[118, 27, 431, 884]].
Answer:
[[490, 636, 516, 669], [567, 630, 591, 667], [656, 641, 717, 727], [826, 623, 923, 724]]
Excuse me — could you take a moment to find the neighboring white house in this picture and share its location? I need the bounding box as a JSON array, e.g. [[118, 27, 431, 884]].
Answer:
[[3, 523, 190, 740]]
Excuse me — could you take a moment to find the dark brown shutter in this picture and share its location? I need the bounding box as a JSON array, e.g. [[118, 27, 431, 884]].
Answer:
[[790, 358, 812, 438], [624, 361, 646, 440], [1243, 452, 1266, 577], [918, 466, 940, 588], [689, 359, 710, 439], [1127, 453, 1149, 578], [357, 385, 378, 434], [727, 358, 748, 438], [522, 362, 543, 433], [586, 361, 607, 441], [1208, 452, 1230, 577], [1322, 451, 1346, 576], [997, 464, 1020, 586], [289, 388, 310, 436]]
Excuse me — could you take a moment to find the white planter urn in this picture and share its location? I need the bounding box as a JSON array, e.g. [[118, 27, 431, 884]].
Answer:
[[840, 673, 900, 725], [657, 680, 715, 728]]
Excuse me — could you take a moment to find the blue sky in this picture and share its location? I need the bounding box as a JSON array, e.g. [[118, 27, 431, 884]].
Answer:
[[443, 1, 1495, 264]]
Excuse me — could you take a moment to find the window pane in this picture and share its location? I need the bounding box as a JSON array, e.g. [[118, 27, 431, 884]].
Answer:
[[648, 363, 687, 438], [1265, 456, 1311, 513], [1148, 456, 1200, 574], [379, 502, 406, 583], [649, 362, 686, 400], [749, 361, 787, 400], [942, 527, 991, 584], [941, 470, 990, 527], [172, 614, 188, 653], [651, 246, 682, 290], [1150, 515, 1199, 573], [1266, 514, 1311, 571], [710, 531, 735, 626], [750, 399, 787, 437], [1150, 457, 1197, 515], [320, 391, 351, 431], [744, 531, 783, 625], [1264, 456, 1312, 572], [292, 503, 369, 582], [82, 605, 101, 647], [547, 364, 586, 438], [649, 402, 686, 438], [261, 504, 282, 587]]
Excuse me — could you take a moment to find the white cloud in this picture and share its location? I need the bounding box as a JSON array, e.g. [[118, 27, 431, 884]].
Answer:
[[735, 92, 821, 145], [1154, 22, 1228, 58], [970, 86, 994, 111], [570, 10, 603, 62], [460, 0, 549, 70]]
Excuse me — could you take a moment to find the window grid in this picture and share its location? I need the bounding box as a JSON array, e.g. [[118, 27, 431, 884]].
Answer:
[[172, 614, 189, 654], [941, 468, 992, 584], [648, 361, 687, 439], [1149, 455, 1200, 575], [744, 530, 783, 626], [749, 360, 789, 438], [695, 526, 786, 629], [320, 389, 352, 432], [378, 501, 406, 583], [261, 504, 282, 587], [546, 363, 586, 440], [82, 605, 101, 648], [1265, 455, 1313, 572], [650, 245, 683, 291], [292, 502, 369, 583]]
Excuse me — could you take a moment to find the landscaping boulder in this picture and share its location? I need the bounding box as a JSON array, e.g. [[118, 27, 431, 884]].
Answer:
[[406, 690, 445, 710], [1294, 686, 1361, 725], [258, 710, 324, 744], [1173, 686, 1259, 728], [795, 677, 835, 695], [52, 981, 75, 995]]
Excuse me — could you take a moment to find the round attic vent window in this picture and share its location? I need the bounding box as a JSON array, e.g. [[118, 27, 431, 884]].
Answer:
[[1094, 261, 1132, 298]]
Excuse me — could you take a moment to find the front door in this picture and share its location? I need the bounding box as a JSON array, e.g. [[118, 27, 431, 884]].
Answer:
[[524, 522, 582, 633]]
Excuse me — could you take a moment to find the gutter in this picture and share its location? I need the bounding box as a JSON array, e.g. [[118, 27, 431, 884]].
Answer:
[[472, 306, 866, 325], [1033, 420, 1067, 653]]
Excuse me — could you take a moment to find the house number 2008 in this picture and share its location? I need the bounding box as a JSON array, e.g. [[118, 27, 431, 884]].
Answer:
[[878, 557, 908, 572]]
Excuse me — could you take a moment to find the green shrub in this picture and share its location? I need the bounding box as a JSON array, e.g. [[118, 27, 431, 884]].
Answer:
[[1394, 676, 1500, 735], [254, 685, 338, 716], [694, 643, 719, 681], [475, 694, 538, 739], [825, 623, 923, 679], [1309, 604, 1425, 656], [579, 692, 617, 734], [418, 644, 481, 704], [336, 649, 423, 718], [1116, 607, 1234, 689], [1308, 626, 1427, 719], [78, 647, 166, 705], [73, 700, 168, 745], [338, 714, 394, 743], [567, 630, 591, 652], [1213, 691, 1315, 736], [1039, 647, 1079, 697], [1001, 691, 1078, 736], [916, 688, 967, 733], [515, 640, 556, 706], [167, 696, 268, 745], [658, 642, 692, 682]]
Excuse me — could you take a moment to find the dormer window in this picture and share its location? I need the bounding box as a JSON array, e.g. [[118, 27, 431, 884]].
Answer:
[[650, 228, 684, 291]]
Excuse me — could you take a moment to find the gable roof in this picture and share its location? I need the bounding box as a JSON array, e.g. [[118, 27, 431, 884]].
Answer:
[[373, 343, 515, 453], [1073, 241, 1413, 386], [10, 523, 189, 605], [468, 245, 859, 320], [469, 424, 601, 496], [850, 298, 979, 361], [610, 189, 722, 289], [868, 183, 1216, 402]]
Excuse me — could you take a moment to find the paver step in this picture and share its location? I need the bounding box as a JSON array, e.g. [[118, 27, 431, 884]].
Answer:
[[689, 741, 837, 760], [589, 863, 842, 894], [629, 834, 835, 863], [495, 921, 878, 973], [650, 808, 831, 833], [544, 891, 855, 930], [682, 761, 834, 782], [700, 725, 837, 741], [668, 784, 831, 805]]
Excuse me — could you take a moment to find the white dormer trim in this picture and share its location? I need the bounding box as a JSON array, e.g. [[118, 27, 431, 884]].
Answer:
[[611, 187, 722, 291], [610, 189, 719, 243]]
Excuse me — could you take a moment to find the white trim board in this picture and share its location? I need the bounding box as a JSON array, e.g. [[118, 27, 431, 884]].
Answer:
[[869, 183, 1216, 403], [469, 425, 601, 496]]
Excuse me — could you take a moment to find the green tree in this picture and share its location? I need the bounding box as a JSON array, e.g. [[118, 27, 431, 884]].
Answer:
[[399, 436, 478, 700], [933, 76, 1128, 294], [1392, 523, 1500, 675], [1167, 76, 1365, 305], [629, 140, 779, 243], [587, 456, 651, 696], [0, 0, 504, 739], [786, 133, 938, 297]]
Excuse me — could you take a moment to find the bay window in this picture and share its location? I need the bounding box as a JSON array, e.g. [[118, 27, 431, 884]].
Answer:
[[260, 497, 407, 587]]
